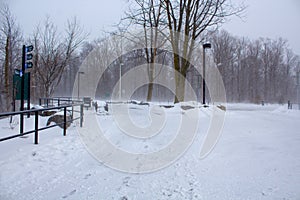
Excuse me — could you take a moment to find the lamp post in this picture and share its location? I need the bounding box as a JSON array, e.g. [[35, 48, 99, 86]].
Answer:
[[78, 71, 85, 100], [119, 63, 124, 100], [202, 42, 211, 105]]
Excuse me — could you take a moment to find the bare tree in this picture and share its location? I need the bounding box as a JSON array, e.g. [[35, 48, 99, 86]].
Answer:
[[0, 4, 22, 111], [211, 30, 237, 101], [260, 38, 287, 102], [162, 0, 244, 102], [124, 0, 244, 102], [31, 17, 86, 98], [283, 48, 298, 100], [123, 0, 167, 101]]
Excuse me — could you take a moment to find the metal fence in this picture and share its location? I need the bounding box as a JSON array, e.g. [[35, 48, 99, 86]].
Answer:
[[39, 97, 83, 107], [0, 103, 84, 144]]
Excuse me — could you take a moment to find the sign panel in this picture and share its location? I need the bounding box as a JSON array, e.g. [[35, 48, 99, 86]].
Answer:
[[13, 73, 29, 100], [83, 97, 92, 108]]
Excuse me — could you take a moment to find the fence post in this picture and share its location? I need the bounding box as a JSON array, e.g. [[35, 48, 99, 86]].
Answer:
[[34, 111, 39, 144], [39, 98, 41, 106], [71, 105, 74, 121], [20, 112, 24, 135], [80, 104, 83, 127], [288, 100, 292, 109], [63, 107, 67, 136]]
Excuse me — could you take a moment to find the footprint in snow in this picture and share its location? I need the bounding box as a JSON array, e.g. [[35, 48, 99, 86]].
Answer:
[[62, 189, 76, 199], [122, 177, 131, 186], [84, 173, 91, 179]]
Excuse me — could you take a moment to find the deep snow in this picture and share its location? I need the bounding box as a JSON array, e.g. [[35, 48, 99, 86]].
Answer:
[[0, 103, 299, 199]]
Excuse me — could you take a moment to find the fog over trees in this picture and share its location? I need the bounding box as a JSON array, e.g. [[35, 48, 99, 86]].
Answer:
[[210, 30, 299, 103], [0, 2, 299, 112]]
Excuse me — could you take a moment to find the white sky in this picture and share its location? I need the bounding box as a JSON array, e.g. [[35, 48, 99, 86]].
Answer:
[[2, 0, 300, 55]]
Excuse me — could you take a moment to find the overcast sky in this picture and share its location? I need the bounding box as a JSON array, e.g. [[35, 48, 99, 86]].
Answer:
[[2, 0, 300, 55], [224, 0, 300, 55]]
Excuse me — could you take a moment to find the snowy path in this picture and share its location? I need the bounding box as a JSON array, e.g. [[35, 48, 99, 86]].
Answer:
[[0, 104, 299, 199]]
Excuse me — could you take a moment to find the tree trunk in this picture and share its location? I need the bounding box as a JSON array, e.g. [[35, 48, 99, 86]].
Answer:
[[175, 73, 186, 103], [147, 83, 154, 101], [4, 35, 11, 111], [147, 62, 155, 101], [173, 53, 181, 103]]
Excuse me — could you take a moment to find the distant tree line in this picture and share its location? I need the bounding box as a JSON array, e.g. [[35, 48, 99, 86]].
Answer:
[[210, 30, 300, 104], [56, 29, 300, 104]]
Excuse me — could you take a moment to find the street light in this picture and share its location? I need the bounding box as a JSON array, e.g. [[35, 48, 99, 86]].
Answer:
[[78, 71, 85, 99], [202, 42, 211, 105], [119, 63, 124, 100]]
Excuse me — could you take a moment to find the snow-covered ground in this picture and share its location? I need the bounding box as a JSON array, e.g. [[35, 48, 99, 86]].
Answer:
[[0, 103, 299, 199]]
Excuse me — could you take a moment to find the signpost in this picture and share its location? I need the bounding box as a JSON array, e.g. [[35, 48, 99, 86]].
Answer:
[[19, 45, 34, 134], [13, 73, 29, 100], [83, 97, 92, 109]]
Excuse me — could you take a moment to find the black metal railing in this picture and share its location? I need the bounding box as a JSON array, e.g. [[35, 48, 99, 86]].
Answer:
[[0, 103, 84, 144], [39, 97, 83, 107]]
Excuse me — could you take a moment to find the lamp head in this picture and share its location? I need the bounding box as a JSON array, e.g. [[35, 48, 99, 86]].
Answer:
[[203, 43, 211, 49]]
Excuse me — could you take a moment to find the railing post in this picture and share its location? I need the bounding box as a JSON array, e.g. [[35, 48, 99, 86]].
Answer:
[[20, 112, 24, 135], [80, 104, 83, 127], [71, 105, 74, 121], [39, 98, 41, 106], [63, 107, 67, 136], [34, 111, 39, 144], [1, 103, 85, 144]]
